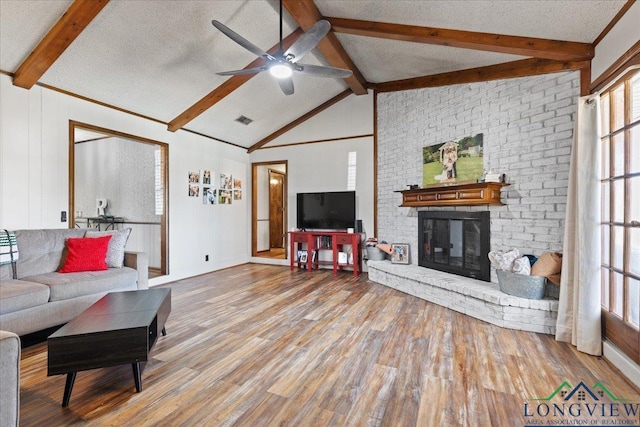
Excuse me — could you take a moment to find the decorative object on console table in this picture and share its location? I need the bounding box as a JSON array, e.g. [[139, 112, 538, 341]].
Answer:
[[96, 198, 108, 216], [397, 181, 509, 207], [390, 244, 410, 264]]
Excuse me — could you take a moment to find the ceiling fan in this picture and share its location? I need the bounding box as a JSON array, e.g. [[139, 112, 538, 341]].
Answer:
[[212, 0, 353, 95]]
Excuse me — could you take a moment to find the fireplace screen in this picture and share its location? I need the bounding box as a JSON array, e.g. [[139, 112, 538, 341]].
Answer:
[[419, 211, 490, 281]]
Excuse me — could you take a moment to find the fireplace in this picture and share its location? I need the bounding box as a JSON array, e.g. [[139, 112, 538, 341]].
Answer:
[[418, 211, 490, 282]]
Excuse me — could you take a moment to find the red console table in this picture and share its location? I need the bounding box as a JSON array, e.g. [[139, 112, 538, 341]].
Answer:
[[288, 231, 361, 276]]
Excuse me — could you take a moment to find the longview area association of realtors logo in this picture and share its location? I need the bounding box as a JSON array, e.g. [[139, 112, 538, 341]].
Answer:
[[523, 381, 639, 426]]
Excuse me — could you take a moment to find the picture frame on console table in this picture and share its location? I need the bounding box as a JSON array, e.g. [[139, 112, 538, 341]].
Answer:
[[391, 244, 410, 264]]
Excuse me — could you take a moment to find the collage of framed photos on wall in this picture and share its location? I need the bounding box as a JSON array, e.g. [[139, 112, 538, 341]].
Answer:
[[187, 170, 242, 205]]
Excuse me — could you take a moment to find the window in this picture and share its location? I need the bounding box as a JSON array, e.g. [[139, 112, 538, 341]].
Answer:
[[600, 69, 640, 364], [154, 147, 164, 216], [347, 151, 357, 191]]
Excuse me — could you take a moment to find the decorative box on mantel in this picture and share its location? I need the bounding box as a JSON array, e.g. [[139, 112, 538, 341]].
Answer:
[[397, 181, 509, 207]]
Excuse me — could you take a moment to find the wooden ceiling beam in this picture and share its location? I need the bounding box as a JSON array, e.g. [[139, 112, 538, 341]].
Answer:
[[168, 28, 304, 132], [373, 58, 590, 93], [282, 0, 368, 95], [328, 17, 594, 62], [247, 89, 352, 153], [13, 0, 109, 89]]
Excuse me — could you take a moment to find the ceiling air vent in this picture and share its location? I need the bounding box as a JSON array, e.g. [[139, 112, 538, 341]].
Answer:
[[235, 115, 253, 125]]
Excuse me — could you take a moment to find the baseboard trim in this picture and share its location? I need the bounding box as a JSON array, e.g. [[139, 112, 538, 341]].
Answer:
[[603, 339, 640, 389]]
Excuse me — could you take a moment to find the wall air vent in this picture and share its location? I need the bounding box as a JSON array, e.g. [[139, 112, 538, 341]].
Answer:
[[235, 115, 253, 125]]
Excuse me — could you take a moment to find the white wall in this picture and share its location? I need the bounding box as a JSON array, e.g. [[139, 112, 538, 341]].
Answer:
[[249, 92, 375, 266], [267, 92, 374, 146], [591, 1, 640, 83], [250, 136, 375, 265], [75, 137, 158, 222], [0, 74, 249, 285]]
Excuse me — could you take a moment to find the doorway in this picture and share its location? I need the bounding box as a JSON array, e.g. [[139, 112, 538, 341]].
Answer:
[[252, 161, 287, 259], [69, 121, 169, 278], [269, 169, 285, 250]]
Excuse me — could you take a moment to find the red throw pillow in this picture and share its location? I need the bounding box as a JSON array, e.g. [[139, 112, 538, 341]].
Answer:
[[59, 236, 112, 273]]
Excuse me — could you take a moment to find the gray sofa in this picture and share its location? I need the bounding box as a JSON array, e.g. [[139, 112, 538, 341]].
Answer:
[[0, 228, 148, 426], [0, 228, 148, 336]]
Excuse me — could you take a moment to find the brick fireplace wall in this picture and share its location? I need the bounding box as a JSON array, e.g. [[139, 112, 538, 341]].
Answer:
[[377, 71, 580, 275]]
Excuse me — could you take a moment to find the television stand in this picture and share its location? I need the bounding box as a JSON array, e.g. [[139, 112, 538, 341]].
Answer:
[[288, 231, 361, 276]]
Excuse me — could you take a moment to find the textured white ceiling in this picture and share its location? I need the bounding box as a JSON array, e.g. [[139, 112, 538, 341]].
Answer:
[[0, 0, 628, 149], [335, 34, 526, 83], [315, 0, 625, 42], [0, 0, 72, 70]]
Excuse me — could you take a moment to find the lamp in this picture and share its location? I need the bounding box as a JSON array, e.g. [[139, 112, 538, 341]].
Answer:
[[270, 63, 292, 79]]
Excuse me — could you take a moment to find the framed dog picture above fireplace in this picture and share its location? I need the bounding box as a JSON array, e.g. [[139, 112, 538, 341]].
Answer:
[[422, 133, 484, 186]]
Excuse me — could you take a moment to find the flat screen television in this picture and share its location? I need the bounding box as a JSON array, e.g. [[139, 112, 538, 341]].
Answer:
[[296, 191, 356, 231]]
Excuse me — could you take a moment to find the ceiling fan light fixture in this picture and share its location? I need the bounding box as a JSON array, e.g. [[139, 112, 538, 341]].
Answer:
[[270, 63, 292, 79]]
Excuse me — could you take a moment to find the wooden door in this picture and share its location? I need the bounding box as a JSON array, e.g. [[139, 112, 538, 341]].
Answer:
[[269, 170, 285, 249]]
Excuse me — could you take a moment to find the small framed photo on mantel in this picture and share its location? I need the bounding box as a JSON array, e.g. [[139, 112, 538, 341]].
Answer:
[[391, 243, 410, 264]]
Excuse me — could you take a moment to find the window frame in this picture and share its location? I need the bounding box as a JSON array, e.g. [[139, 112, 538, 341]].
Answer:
[[599, 68, 640, 364]]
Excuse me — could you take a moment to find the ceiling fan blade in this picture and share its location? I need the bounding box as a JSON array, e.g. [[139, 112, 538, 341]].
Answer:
[[277, 76, 294, 95], [212, 20, 275, 60], [216, 66, 267, 76], [284, 20, 330, 63], [295, 64, 353, 79]]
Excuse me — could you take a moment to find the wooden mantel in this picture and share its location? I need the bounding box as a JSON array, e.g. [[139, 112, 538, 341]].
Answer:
[[397, 181, 509, 207]]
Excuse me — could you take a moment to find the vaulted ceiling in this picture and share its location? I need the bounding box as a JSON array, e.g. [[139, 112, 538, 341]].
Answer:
[[0, 0, 629, 151]]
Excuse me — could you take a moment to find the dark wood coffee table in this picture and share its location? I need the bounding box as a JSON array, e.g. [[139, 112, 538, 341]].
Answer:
[[48, 288, 171, 407]]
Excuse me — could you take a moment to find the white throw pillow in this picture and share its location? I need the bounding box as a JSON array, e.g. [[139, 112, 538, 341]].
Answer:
[[488, 248, 520, 272], [85, 227, 131, 268], [513, 256, 532, 275]]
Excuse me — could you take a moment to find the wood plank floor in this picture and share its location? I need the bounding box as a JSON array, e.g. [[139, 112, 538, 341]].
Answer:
[[18, 264, 640, 426]]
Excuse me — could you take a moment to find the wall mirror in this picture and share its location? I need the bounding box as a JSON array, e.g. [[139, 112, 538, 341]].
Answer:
[[69, 121, 168, 278]]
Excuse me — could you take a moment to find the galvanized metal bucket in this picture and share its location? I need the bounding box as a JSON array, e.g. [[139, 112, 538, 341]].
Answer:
[[497, 270, 546, 299], [366, 247, 387, 261]]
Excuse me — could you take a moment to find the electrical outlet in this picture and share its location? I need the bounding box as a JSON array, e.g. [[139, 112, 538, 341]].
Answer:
[[61, 211, 67, 222], [205, 255, 209, 262]]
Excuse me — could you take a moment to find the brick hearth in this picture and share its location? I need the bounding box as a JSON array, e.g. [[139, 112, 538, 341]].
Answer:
[[367, 260, 559, 335]]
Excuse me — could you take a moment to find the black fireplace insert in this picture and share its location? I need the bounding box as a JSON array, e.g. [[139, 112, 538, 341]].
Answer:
[[418, 211, 490, 282]]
